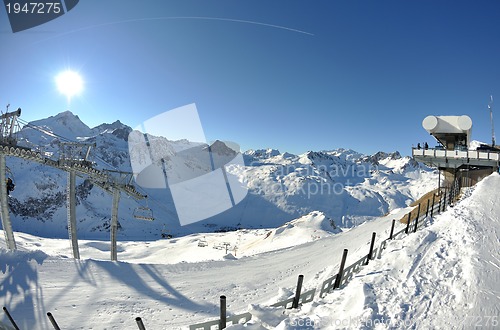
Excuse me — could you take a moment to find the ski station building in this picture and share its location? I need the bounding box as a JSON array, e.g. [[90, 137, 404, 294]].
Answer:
[[412, 115, 500, 189]]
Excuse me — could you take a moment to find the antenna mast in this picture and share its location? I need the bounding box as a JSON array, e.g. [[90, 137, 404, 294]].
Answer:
[[489, 95, 495, 147]]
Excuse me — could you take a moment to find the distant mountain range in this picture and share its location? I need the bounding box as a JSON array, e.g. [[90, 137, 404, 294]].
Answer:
[[5, 111, 436, 240]]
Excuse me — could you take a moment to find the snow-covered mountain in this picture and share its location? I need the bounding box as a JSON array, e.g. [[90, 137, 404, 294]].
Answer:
[[6, 111, 437, 239]]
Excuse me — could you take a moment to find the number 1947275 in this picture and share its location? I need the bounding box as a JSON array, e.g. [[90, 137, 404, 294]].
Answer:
[[5, 2, 62, 14], [462, 316, 498, 327]]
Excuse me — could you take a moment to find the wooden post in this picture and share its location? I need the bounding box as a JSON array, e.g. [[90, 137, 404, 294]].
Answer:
[[136, 317, 146, 330], [438, 191, 443, 214], [292, 275, 304, 309], [389, 219, 396, 240], [414, 204, 421, 232], [47, 312, 61, 330], [442, 189, 447, 212], [219, 295, 227, 329], [413, 213, 420, 233], [430, 193, 436, 217], [405, 213, 411, 234], [3, 307, 19, 330], [334, 249, 348, 289], [366, 232, 376, 264]]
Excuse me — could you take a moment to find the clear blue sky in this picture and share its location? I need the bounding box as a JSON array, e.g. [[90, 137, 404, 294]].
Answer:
[[2, 0, 500, 156]]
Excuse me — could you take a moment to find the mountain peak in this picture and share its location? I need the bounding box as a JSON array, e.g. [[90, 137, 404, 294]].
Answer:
[[28, 110, 92, 140], [92, 120, 132, 141], [362, 151, 402, 165], [208, 140, 238, 156], [92, 120, 127, 132], [244, 148, 281, 159], [54, 110, 82, 122]]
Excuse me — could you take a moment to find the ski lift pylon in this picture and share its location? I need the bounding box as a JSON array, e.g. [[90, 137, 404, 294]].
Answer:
[[133, 206, 154, 221]]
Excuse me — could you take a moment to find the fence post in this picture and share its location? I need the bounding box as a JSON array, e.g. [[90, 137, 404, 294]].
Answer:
[[292, 275, 304, 309], [2, 307, 20, 330], [444, 190, 449, 211], [442, 188, 447, 212], [438, 191, 442, 214], [413, 213, 419, 233], [136, 317, 146, 330], [47, 312, 61, 330], [430, 193, 436, 217], [366, 232, 376, 264], [414, 204, 421, 232], [389, 219, 395, 240], [425, 199, 430, 217], [334, 249, 348, 289], [219, 295, 227, 329], [405, 213, 411, 234]]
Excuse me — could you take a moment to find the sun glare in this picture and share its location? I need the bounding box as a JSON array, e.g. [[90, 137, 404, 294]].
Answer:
[[56, 70, 83, 100]]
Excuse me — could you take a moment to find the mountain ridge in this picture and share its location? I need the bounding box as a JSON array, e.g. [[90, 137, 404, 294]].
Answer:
[[5, 110, 436, 240]]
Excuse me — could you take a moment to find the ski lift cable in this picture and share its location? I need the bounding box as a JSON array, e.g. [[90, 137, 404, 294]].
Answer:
[[17, 118, 73, 142], [16, 117, 168, 216], [16, 118, 161, 212], [131, 184, 176, 217], [17, 118, 121, 171], [14, 115, 181, 227], [17, 117, 115, 172]]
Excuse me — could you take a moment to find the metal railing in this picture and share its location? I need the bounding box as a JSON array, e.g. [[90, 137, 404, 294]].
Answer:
[[412, 147, 500, 161]]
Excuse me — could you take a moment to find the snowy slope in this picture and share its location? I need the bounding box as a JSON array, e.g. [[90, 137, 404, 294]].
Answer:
[[235, 173, 500, 329], [0, 206, 411, 329], [1, 173, 499, 329]]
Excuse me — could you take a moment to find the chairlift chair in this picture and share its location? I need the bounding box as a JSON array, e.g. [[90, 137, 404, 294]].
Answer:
[[161, 224, 172, 239], [5, 166, 15, 195], [133, 206, 154, 221]]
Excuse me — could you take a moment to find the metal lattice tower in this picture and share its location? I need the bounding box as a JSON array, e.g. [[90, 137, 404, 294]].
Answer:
[[0, 107, 147, 260], [0, 105, 22, 147], [0, 153, 16, 250]]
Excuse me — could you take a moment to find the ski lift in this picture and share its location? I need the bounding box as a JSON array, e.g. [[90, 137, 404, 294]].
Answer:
[[161, 224, 172, 239], [5, 166, 15, 195], [133, 206, 154, 221]]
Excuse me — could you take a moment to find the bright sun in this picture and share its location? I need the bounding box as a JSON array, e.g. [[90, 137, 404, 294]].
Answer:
[[55, 70, 83, 100]]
